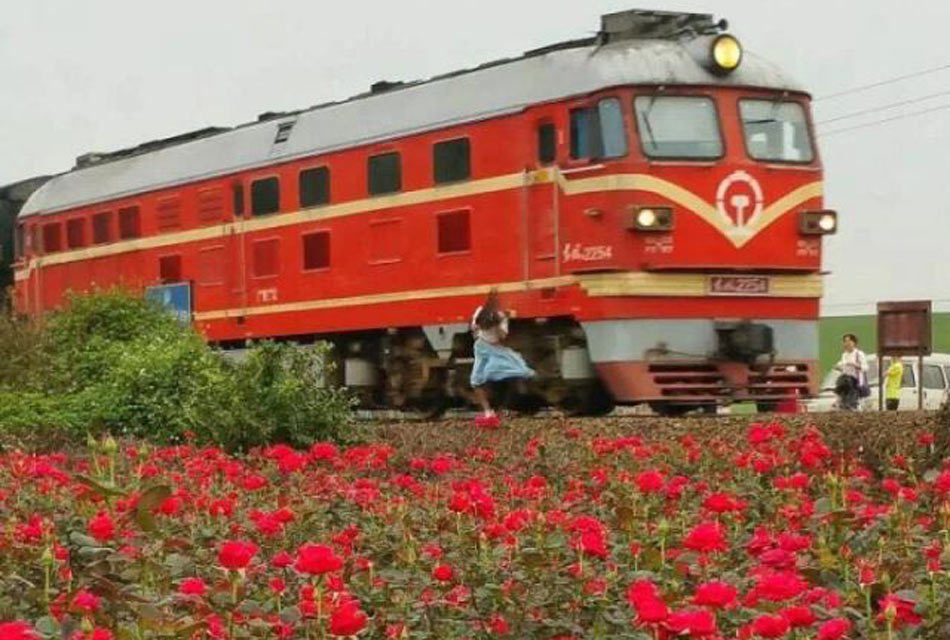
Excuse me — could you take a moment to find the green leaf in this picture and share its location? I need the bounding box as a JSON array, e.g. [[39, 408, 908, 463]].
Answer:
[[73, 473, 127, 497], [34, 616, 59, 637], [136, 484, 172, 532]]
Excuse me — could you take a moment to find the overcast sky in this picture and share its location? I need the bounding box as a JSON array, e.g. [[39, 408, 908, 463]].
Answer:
[[1, 1, 948, 315]]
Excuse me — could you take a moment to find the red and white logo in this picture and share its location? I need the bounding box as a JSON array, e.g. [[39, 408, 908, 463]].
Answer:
[[716, 171, 763, 233]]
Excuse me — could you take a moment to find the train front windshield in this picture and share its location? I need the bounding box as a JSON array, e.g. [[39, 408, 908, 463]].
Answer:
[[739, 100, 814, 163], [634, 96, 723, 159]]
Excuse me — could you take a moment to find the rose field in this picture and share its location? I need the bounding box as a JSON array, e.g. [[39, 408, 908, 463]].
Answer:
[[2, 413, 950, 639]]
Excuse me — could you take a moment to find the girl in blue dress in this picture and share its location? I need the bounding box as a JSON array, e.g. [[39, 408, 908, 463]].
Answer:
[[470, 290, 535, 424]]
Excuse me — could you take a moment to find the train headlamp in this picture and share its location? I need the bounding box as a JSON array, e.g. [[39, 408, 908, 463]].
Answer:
[[799, 210, 838, 235], [628, 206, 674, 232], [711, 35, 742, 74]]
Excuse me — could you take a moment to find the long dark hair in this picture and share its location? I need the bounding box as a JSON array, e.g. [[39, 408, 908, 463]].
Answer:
[[474, 289, 503, 330]]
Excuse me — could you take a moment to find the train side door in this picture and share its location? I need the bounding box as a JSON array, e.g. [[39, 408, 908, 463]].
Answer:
[[229, 181, 248, 319], [525, 117, 561, 281]]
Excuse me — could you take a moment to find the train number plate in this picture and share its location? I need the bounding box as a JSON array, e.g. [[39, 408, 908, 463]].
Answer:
[[707, 275, 770, 296]]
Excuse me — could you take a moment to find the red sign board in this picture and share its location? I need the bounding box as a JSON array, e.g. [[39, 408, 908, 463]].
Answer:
[[708, 276, 770, 296], [877, 300, 932, 356]]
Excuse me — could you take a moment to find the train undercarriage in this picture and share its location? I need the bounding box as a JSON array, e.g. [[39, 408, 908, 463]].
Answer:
[[220, 316, 817, 417]]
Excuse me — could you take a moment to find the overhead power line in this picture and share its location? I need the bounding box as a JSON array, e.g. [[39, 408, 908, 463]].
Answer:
[[821, 103, 950, 138], [814, 63, 950, 102], [817, 91, 950, 125]]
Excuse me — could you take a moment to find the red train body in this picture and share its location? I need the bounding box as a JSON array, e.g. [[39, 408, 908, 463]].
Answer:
[[12, 10, 835, 413]]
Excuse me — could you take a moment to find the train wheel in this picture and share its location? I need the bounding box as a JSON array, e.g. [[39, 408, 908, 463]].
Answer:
[[650, 403, 691, 417], [412, 392, 449, 420], [755, 401, 778, 413], [559, 382, 615, 417]]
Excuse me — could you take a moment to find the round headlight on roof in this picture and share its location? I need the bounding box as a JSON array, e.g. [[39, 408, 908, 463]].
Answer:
[[711, 34, 742, 73]]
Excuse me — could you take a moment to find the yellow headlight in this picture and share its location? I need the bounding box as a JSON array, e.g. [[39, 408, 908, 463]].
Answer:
[[637, 209, 658, 228], [712, 35, 742, 73], [818, 213, 837, 232]]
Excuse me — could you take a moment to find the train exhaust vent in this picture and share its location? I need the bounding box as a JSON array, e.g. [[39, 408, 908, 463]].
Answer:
[[600, 10, 727, 42]]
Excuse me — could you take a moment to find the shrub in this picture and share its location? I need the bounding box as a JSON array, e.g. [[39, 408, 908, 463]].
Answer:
[[0, 290, 355, 450]]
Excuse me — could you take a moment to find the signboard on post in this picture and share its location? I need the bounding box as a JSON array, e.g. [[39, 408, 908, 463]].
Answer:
[[145, 283, 192, 326], [876, 300, 932, 410]]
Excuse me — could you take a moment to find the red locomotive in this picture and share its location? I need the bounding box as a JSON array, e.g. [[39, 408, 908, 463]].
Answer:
[[12, 9, 836, 414]]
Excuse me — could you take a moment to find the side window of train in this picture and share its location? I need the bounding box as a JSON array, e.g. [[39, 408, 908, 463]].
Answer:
[[118, 206, 141, 240], [433, 138, 470, 184], [537, 123, 556, 165], [159, 254, 183, 284], [368, 152, 402, 195], [233, 183, 245, 217], [92, 212, 113, 244], [66, 218, 87, 249], [302, 231, 331, 270], [251, 177, 281, 216], [570, 98, 627, 160], [42, 223, 63, 253], [299, 167, 331, 208]]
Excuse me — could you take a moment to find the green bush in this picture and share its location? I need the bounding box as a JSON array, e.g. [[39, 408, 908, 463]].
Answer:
[[0, 290, 356, 450]]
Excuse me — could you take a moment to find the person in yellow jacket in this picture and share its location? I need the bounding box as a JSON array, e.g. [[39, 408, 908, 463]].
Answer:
[[884, 356, 904, 411]]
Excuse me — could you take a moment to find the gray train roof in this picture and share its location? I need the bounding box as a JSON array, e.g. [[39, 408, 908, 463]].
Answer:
[[20, 38, 804, 218]]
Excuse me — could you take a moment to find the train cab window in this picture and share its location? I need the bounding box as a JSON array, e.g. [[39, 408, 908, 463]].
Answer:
[[437, 210, 471, 254], [368, 152, 402, 195], [634, 96, 723, 159], [92, 212, 113, 244], [118, 206, 141, 239], [66, 219, 86, 249], [537, 123, 556, 165], [433, 138, 471, 184], [570, 97, 627, 160], [299, 167, 330, 208], [251, 177, 281, 216], [739, 100, 814, 163], [159, 254, 183, 284], [302, 231, 331, 270]]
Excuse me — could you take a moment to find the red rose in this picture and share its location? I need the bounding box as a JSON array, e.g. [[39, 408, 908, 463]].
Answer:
[[71, 589, 101, 614], [683, 522, 728, 554], [178, 577, 207, 596], [751, 613, 790, 638], [752, 571, 808, 603], [780, 605, 816, 628], [664, 609, 717, 636], [87, 511, 115, 543], [432, 564, 454, 582], [816, 618, 852, 640], [328, 601, 368, 636], [877, 594, 922, 628], [295, 543, 343, 575], [692, 581, 738, 609], [0, 621, 39, 640], [217, 540, 258, 570], [635, 470, 665, 493]]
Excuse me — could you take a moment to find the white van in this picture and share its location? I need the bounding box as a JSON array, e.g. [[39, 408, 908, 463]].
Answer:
[[805, 353, 950, 412]]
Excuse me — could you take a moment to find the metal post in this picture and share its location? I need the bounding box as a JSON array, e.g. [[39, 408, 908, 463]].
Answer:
[[918, 352, 924, 410], [877, 354, 883, 411]]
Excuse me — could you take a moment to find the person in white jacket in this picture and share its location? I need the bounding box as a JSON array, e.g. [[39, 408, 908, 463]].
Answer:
[[833, 333, 868, 410]]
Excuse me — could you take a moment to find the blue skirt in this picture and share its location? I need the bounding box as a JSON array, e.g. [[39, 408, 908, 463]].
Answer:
[[470, 339, 535, 387]]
